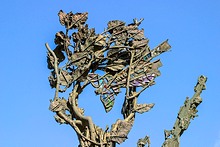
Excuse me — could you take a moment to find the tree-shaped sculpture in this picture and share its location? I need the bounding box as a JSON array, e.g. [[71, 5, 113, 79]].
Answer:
[[46, 10, 207, 147]]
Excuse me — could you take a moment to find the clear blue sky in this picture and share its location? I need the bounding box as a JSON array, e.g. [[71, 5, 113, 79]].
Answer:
[[1, 0, 220, 146]]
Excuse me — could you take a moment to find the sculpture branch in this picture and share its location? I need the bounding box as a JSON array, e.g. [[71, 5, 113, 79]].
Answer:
[[45, 43, 60, 99], [68, 83, 96, 142], [162, 75, 207, 147]]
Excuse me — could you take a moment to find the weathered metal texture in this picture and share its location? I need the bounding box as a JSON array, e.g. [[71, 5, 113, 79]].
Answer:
[[162, 75, 207, 147], [137, 135, 150, 147], [46, 10, 210, 147], [46, 10, 207, 147]]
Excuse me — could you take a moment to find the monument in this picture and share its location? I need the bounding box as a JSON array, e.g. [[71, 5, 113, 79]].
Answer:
[[46, 10, 207, 147]]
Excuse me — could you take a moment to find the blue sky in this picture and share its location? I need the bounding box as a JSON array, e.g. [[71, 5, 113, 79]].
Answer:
[[1, 0, 220, 146]]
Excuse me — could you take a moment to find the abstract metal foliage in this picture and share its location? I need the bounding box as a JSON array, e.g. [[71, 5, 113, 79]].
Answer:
[[46, 10, 206, 147]]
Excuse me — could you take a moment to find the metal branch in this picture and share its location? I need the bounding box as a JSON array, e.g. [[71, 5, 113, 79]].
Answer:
[[69, 83, 97, 143], [162, 75, 207, 147], [45, 43, 60, 99], [125, 51, 134, 99], [57, 111, 107, 146]]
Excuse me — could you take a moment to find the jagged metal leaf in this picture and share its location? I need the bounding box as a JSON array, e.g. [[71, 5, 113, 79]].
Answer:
[[87, 73, 100, 88], [47, 52, 54, 69], [151, 40, 171, 57], [58, 10, 88, 29], [107, 64, 125, 71], [59, 70, 73, 86], [131, 39, 149, 48], [70, 12, 88, 28], [134, 103, 155, 114], [54, 31, 69, 45], [72, 25, 89, 43], [100, 92, 115, 113], [71, 52, 88, 63], [58, 10, 66, 26], [48, 73, 56, 88], [107, 20, 125, 34], [130, 74, 155, 87], [49, 98, 67, 112], [137, 135, 150, 147], [94, 34, 106, 47], [110, 120, 132, 144], [129, 29, 145, 40], [53, 46, 65, 63]]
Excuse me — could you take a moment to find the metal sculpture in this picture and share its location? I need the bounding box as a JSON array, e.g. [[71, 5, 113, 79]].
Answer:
[[46, 10, 206, 147], [162, 75, 207, 147]]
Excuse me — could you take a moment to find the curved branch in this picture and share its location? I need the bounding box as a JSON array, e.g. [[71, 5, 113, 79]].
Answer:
[[57, 111, 106, 146], [45, 43, 60, 99], [69, 83, 97, 142]]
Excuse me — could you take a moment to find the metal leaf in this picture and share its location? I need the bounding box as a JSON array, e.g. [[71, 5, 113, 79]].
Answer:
[[107, 64, 125, 71], [59, 70, 72, 86], [134, 103, 155, 114], [53, 46, 65, 63], [110, 120, 132, 144], [58, 10, 66, 26]]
